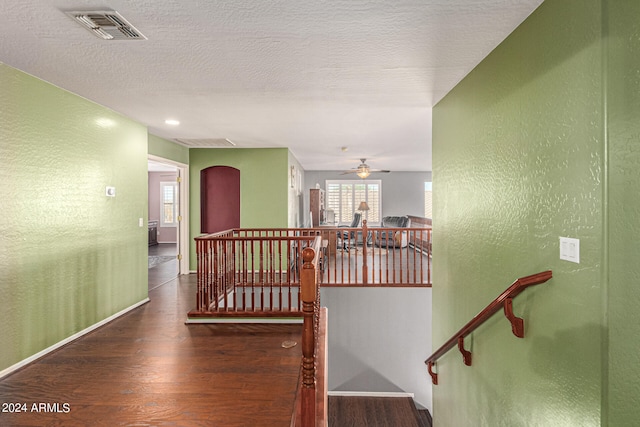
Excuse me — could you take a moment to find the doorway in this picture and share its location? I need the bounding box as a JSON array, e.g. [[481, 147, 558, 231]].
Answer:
[[148, 156, 189, 290]]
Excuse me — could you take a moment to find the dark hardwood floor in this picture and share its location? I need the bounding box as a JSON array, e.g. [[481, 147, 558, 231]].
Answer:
[[328, 396, 431, 427], [148, 243, 179, 291], [3, 249, 431, 426], [0, 274, 303, 426]]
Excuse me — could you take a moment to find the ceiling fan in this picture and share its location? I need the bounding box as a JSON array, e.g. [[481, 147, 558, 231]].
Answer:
[[341, 159, 390, 179]]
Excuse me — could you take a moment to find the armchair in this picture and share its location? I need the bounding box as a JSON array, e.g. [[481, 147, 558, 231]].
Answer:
[[375, 216, 411, 248], [339, 212, 362, 250]]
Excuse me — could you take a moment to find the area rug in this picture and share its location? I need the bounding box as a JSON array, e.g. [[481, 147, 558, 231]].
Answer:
[[354, 248, 388, 256], [148, 255, 175, 269]]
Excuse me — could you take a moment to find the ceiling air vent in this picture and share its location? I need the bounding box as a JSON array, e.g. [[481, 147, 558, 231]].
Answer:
[[174, 138, 238, 148], [66, 10, 146, 40]]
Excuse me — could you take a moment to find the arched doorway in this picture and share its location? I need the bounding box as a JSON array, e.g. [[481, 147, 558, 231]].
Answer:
[[201, 166, 240, 233]]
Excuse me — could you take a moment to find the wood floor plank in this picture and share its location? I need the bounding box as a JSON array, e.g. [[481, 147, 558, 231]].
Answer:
[[0, 274, 302, 427], [328, 396, 425, 427]]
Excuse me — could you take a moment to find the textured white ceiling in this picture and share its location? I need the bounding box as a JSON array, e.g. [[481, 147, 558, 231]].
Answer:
[[0, 0, 543, 172]]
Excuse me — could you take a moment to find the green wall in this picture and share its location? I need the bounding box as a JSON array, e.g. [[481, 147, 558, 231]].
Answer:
[[433, 0, 640, 425], [0, 63, 149, 373], [188, 148, 289, 270], [606, 1, 640, 424], [148, 133, 189, 165], [433, 1, 603, 425]]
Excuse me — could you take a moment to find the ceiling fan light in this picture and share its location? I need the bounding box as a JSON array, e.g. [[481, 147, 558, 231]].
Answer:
[[357, 169, 370, 179], [356, 162, 370, 179]]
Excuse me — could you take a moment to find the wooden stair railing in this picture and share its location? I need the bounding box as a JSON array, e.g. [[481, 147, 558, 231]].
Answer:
[[424, 270, 553, 385], [292, 243, 328, 427], [191, 230, 319, 317], [191, 227, 432, 319], [306, 221, 432, 287]]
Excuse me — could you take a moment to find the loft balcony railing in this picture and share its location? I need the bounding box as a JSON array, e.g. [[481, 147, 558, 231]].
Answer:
[[424, 270, 553, 385], [188, 224, 431, 318], [317, 220, 432, 287]]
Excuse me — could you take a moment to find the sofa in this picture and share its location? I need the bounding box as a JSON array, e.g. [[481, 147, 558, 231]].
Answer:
[[375, 216, 411, 248]]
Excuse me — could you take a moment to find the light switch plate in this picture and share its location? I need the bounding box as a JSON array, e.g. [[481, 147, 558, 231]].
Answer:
[[559, 237, 580, 263]]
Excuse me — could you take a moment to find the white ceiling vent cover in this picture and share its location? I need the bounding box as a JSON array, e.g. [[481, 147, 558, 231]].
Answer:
[[66, 10, 146, 40], [174, 138, 237, 148]]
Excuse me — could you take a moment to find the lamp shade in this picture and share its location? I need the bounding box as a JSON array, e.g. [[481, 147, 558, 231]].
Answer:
[[358, 201, 370, 211]]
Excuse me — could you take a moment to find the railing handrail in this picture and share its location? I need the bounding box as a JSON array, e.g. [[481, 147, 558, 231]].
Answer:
[[424, 270, 552, 384], [194, 230, 236, 241], [196, 235, 321, 241], [195, 226, 432, 233]]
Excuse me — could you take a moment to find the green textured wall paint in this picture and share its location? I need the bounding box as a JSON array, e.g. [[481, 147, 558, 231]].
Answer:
[[432, 1, 603, 426], [606, 0, 640, 424], [148, 133, 189, 164], [0, 64, 148, 372], [188, 148, 289, 270], [288, 150, 304, 228]]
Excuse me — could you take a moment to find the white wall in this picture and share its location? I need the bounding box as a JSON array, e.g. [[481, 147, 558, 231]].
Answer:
[[321, 287, 433, 411]]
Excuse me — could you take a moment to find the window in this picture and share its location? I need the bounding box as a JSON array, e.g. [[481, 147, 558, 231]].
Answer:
[[326, 180, 381, 225], [160, 181, 179, 227], [424, 181, 432, 218]]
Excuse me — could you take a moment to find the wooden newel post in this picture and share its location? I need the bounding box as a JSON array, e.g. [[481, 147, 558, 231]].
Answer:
[[301, 247, 317, 426]]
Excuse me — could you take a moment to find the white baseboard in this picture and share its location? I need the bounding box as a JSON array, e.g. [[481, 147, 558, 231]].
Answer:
[[0, 298, 150, 380], [328, 391, 415, 399], [185, 317, 303, 324]]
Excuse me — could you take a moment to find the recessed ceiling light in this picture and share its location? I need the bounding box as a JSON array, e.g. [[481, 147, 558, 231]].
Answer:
[[165, 119, 180, 126]]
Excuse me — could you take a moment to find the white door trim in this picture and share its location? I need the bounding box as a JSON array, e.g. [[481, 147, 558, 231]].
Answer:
[[148, 154, 189, 274]]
